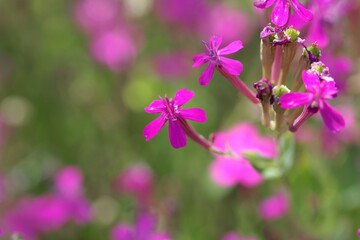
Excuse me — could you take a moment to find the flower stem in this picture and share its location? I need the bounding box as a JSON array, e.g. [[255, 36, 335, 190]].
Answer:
[[289, 107, 315, 132], [217, 66, 259, 104], [271, 46, 282, 84]]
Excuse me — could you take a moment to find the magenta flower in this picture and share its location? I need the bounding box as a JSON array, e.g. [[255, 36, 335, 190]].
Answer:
[[143, 89, 207, 149], [111, 212, 171, 240], [280, 70, 345, 132], [254, 0, 313, 27], [259, 192, 289, 221], [192, 36, 243, 86], [210, 123, 277, 188], [115, 164, 153, 207]]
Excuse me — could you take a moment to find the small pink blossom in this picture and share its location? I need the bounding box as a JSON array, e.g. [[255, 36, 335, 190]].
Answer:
[[210, 123, 277, 188], [193, 36, 243, 86], [143, 88, 207, 149], [201, 4, 255, 44], [74, 0, 121, 34], [280, 70, 345, 132], [259, 192, 289, 221], [90, 28, 138, 72], [111, 212, 171, 240], [254, 0, 313, 27], [153, 51, 191, 80], [115, 164, 153, 207]]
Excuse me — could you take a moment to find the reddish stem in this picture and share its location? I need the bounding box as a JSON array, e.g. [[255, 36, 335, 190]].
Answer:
[[217, 66, 259, 104]]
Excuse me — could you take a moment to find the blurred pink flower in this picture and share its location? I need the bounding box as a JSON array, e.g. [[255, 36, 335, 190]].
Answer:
[[201, 4, 255, 44], [90, 28, 138, 72], [155, 0, 209, 32], [153, 51, 191, 80], [55, 166, 83, 198], [259, 192, 289, 221], [321, 106, 358, 156], [2, 166, 92, 239], [222, 231, 256, 240], [111, 212, 171, 240], [74, 0, 121, 34], [115, 164, 153, 207], [321, 52, 353, 92], [210, 123, 277, 188]]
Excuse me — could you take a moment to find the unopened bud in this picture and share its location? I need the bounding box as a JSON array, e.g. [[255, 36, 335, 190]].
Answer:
[[285, 27, 300, 42], [303, 43, 321, 63]]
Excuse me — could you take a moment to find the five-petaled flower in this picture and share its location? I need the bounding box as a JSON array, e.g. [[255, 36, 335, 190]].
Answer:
[[254, 0, 313, 27], [192, 36, 243, 86], [143, 88, 207, 149], [280, 70, 345, 132]]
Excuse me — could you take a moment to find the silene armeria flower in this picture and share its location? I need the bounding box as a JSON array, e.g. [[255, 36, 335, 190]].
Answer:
[[279, 70, 345, 132], [143, 88, 209, 149], [193, 36, 259, 104], [192, 35, 243, 86], [254, 0, 313, 27]]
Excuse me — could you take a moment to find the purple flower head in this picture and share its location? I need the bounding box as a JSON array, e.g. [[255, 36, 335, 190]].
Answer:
[[143, 89, 207, 149], [90, 27, 139, 72], [74, 0, 121, 34], [115, 164, 153, 207], [192, 36, 243, 86], [201, 4, 255, 45], [111, 212, 171, 240], [210, 123, 277, 188], [54, 166, 83, 198], [280, 70, 345, 132], [259, 192, 289, 221], [254, 0, 313, 27]]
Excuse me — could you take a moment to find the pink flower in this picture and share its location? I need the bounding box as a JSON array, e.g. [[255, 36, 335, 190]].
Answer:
[[143, 89, 207, 149], [153, 51, 191, 80], [259, 192, 289, 221], [280, 70, 345, 132], [90, 28, 138, 72], [74, 0, 121, 34], [154, 0, 209, 32], [192, 36, 243, 86], [254, 0, 313, 27], [115, 164, 153, 207], [55, 166, 83, 198], [210, 123, 277, 188], [201, 4, 255, 45], [111, 212, 171, 240]]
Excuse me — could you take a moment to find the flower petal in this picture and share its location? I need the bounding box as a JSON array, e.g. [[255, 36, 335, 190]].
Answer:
[[320, 101, 345, 133], [271, 0, 290, 27], [220, 57, 243, 76], [178, 108, 207, 122], [192, 53, 210, 68], [289, 0, 313, 22], [210, 157, 263, 188], [218, 40, 243, 55], [144, 100, 164, 114], [302, 70, 320, 92], [321, 81, 338, 100], [279, 92, 313, 108], [173, 88, 194, 107], [307, 18, 328, 48], [199, 62, 216, 86], [209, 36, 222, 51], [168, 119, 187, 148], [254, 0, 277, 8], [143, 116, 167, 141]]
